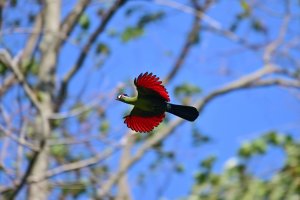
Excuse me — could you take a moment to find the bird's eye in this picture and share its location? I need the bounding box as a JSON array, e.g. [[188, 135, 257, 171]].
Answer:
[[123, 94, 128, 97]]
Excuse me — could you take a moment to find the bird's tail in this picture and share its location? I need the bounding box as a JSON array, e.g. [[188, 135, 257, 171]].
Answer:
[[166, 103, 199, 121]]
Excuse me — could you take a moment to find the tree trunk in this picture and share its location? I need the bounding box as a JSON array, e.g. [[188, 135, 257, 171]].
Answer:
[[27, 0, 60, 199], [116, 134, 134, 200]]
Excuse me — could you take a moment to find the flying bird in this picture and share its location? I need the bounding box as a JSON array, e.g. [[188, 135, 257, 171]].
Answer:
[[116, 72, 199, 132]]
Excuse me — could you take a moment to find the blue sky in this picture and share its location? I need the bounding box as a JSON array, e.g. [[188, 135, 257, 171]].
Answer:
[[1, 0, 300, 199]]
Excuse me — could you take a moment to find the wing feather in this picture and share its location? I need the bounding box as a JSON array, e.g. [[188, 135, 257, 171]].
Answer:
[[134, 72, 170, 102], [124, 107, 165, 132]]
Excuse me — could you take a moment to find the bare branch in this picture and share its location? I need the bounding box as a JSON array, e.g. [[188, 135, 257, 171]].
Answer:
[[0, 12, 42, 98], [196, 65, 281, 113], [57, 0, 91, 48], [7, 149, 43, 199], [116, 133, 134, 200], [29, 141, 122, 182], [0, 74, 16, 97], [263, 1, 291, 64], [20, 12, 43, 65], [0, 124, 39, 151], [154, 0, 257, 49], [0, 0, 4, 31], [0, 49, 43, 113], [16, 121, 28, 178], [56, 0, 127, 110], [25, 0, 61, 199], [49, 99, 99, 120], [97, 64, 287, 197], [164, 0, 216, 84], [254, 78, 300, 88], [164, 15, 200, 84]]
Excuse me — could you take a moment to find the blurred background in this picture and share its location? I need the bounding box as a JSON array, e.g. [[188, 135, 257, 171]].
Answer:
[[0, 0, 299, 199]]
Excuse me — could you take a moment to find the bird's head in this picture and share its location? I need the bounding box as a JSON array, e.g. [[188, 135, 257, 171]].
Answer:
[[116, 93, 129, 102]]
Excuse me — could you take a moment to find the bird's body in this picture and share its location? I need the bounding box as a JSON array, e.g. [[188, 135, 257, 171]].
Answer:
[[119, 95, 166, 113], [117, 72, 199, 132]]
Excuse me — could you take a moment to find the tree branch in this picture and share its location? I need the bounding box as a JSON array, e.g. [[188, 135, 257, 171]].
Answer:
[[20, 12, 43, 65], [0, 49, 43, 113], [164, 15, 200, 84], [0, 124, 39, 151], [29, 140, 122, 182], [0, 0, 4, 31], [154, 0, 258, 49], [116, 133, 134, 200], [57, 0, 91, 48], [0, 12, 43, 97], [96, 64, 290, 197], [56, 0, 127, 110], [0, 74, 16, 97], [263, 1, 290, 64], [164, 0, 214, 84]]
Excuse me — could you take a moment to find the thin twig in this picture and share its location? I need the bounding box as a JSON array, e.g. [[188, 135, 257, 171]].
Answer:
[[56, 0, 127, 110], [0, 49, 43, 113], [154, 0, 256, 48], [163, 0, 213, 84], [263, 0, 290, 64], [96, 64, 288, 197], [0, 124, 38, 151], [57, 0, 91, 48], [29, 140, 123, 183]]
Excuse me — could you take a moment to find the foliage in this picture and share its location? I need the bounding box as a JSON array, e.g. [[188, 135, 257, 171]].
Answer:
[[121, 10, 165, 42], [0, 0, 299, 199], [184, 132, 300, 200]]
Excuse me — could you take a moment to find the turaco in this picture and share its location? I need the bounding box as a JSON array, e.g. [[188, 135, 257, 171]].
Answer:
[[116, 72, 199, 132]]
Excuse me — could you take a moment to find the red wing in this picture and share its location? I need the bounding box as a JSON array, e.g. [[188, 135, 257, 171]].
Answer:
[[134, 72, 170, 102], [124, 107, 165, 132]]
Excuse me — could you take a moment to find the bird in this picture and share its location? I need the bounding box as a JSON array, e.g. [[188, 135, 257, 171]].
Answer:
[[116, 72, 199, 132]]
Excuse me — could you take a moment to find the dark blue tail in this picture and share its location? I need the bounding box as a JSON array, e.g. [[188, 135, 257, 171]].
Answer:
[[166, 103, 199, 121]]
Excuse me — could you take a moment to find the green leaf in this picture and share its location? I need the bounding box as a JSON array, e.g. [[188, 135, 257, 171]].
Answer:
[[238, 142, 252, 158], [195, 172, 208, 184], [107, 28, 118, 37], [100, 120, 110, 133], [137, 11, 165, 28], [175, 164, 185, 173], [72, 102, 91, 122], [52, 119, 62, 127], [50, 145, 68, 158], [62, 181, 86, 198], [192, 128, 210, 146], [22, 58, 39, 75], [240, 0, 251, 15], [96, 43, 110, 55], [10, 0, 18, 7], [200, 156, 216, 169], [174, 83, 201, 101], [252, 138, 267, 154], [153, 140, 163, 150], [121, 26, 144, 42], [79, 13, 90, 30], [93, 165, 108, 175], [0, 62, 7, 75], [174, 83, 201, 97], [210, 174, 220, 185], [164, 151, 175, 159], [1, 188, 15, 199], [13, 19, 20, 27], [125, 6, 143, 17], [264, 131, 282, 145], [251, 19, 267, 34]]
